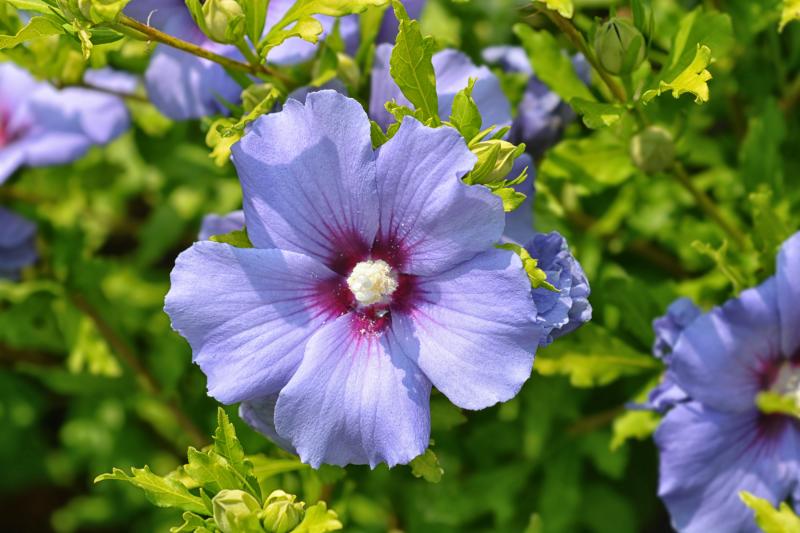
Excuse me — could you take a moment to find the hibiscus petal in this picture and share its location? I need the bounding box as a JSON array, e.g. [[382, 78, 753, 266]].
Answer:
[[274, 313, 431, 468], [198, 210, 245, 241], [656, 402, 795, 533], [392, 249, 539, 410], [670, 277, 781, 413], [232, 91, 380, 270], [375, 117, 503, 276], [777, 231, 800, 357], [164, 241, 340, 404], [239, 394, 297, 454]]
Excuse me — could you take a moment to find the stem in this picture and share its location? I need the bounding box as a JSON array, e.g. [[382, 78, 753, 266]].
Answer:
[[56, 81, 150, 103], [117, 15, 292, 85], [670, 163, 747, 249], [68, 292, 209, 448], [541, 9, 628, 103]]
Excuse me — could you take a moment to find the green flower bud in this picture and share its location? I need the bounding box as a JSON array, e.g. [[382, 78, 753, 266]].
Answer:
[[468, 139, 525, 185], [212, 489, 263, 533], [630, 126, 675, 174], [262, 491, 304, 533], [336, 53, 361, 89], [242, 83, 277, 115], [593, 18, 646, 75], [203, 0, 246, 44]]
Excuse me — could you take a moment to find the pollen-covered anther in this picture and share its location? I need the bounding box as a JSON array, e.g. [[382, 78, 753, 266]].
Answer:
[[772, 363, 800, 406], [346, 259, 398, 306]]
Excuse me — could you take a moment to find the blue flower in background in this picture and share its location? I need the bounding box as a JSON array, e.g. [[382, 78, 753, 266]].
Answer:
[[124, 0, 361, 120], [649, 232, 800, 533], [524, 231, 591, 345], [0, 63, 129, 184], [165, 90, 540, 467], [483, 46, 589, 158], [198, 210, 245, 241], [370, 43, 512, 131], [0, 208, 37, 280]]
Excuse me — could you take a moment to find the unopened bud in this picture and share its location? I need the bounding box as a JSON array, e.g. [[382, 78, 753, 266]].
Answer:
[[630, 126, 675, 174], [203, 0, 245, 44], [212, 489, 262, 533], [469, 139, 525, 184], [594, 18, 646, 75], [262, 490, 304, 533]]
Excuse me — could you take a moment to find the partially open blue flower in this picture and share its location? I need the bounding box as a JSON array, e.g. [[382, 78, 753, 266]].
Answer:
[[370, 43, 512, 131], [524, 231, 591, 345], [165, 91, 540, 467], [0, 63, 129, 184], [483, 46, 589, 158], [0, 207, 36, 280], [649, 232, 800, 533]]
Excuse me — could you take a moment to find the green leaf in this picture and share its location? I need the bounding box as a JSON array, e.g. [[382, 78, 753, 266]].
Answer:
[[497, 243, 557, 291], [409, 448, 444, 483], [691, 240, 751, 293], [210, 229, 253, 248], [241, 0, 268, 44], [389, 0, 440, 124], [213, 408, 253, 483], [780, 0, 800, 31], [642, 44, 713, 104], [535, 327, 659, 388], [260, 0, 388, 58], [740, 99, 785, 192], [95, 467, 210, 515], [183, 448, 242, 494], [493, 187, 527, 212], [756, 392, 800, 420], [449, 78, 481, 141], [539, 132, 637, 191], [6, 0, 54, 14], [610, 410, 660, 451], [513, 24, 594, 103], [540, 0, 573, 18], [170, 512, 214, 533], [739, 491, 800, 533], [370, 120, 390, 148], [293, 502, 343, 533], [569, 99, 625, 129], [663, 9, 733, 79], [0, 16, 64, 49]]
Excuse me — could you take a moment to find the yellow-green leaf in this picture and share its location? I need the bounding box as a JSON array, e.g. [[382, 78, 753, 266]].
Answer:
[[642, 45, 713, 104], [740, 491, 800, 533], [0, 16, 63, 49], [95, 467, 209, 515], [541, 0, 573, 18], [780, 0, 800, 32]]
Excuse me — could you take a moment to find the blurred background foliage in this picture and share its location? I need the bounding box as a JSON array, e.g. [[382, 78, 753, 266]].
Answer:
[[0, 0, 798, 531]]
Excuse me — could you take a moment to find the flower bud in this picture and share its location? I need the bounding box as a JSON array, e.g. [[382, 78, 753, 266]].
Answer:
[[593, 18, 645, 75], [212, 489, 263, 533], [202, 0, 245, 44], [468, 139, 525, 185], [262, 490, 304, 533], [630, 126, 675, 174]]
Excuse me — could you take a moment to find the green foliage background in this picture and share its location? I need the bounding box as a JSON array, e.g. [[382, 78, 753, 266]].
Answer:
[[1, 0, 798, 531]]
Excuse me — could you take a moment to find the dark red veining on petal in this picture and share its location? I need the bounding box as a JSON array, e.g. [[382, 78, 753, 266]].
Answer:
[[370, 236, 409, 272], [325, 230, 371, 276]]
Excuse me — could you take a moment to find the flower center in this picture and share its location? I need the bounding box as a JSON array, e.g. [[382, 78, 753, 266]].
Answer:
[[771, 363, 800, 406], [346, 259, 398, 306]]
